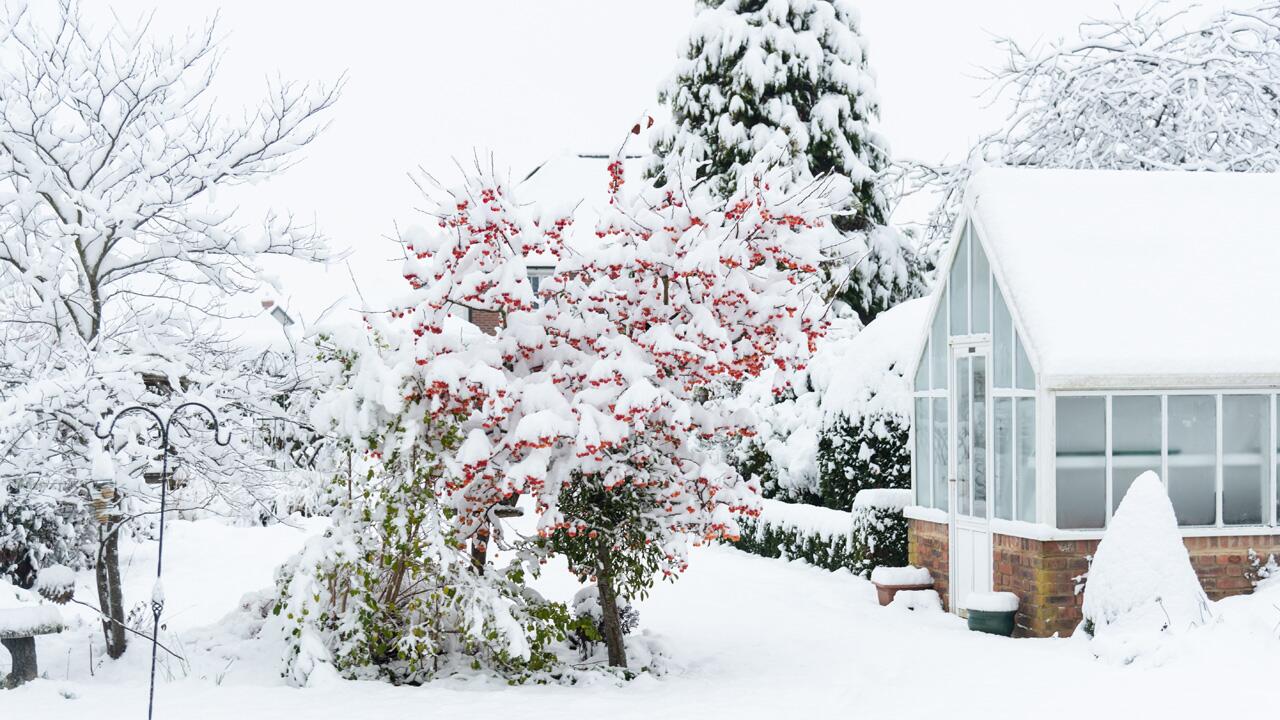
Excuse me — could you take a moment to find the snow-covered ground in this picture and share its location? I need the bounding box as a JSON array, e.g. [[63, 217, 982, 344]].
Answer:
[[4, 519, 1279, 719]]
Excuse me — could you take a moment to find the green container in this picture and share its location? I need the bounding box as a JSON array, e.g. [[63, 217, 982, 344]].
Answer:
[[967, 609, 1016, 637]]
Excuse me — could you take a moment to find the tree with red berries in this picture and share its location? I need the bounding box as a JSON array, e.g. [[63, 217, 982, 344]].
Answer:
[[312, 134, 848, 672]]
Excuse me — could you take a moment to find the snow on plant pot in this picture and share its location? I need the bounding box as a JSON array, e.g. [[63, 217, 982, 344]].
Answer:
[[964, 592, 1019, 636], [870, 565, 933, 606]]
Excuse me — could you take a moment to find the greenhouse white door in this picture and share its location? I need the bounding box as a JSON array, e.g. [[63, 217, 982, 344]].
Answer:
[[950, 344, 993, 613]]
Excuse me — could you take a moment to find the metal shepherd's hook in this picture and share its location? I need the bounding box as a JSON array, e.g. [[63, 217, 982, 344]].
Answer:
[[95, 402, 231, 720]]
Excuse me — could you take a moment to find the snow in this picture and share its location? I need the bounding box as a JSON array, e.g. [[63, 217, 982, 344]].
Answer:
[[756, 497, 852, 539], [963, 592, 1019, 613], [1080, 472, 1212, 662], [0, 580, 64, 636], [853, 488, 911, 511], [870, 565, 932, 586], [749, 296, 930, 492], [35, 565, 76, 594], [889, 589, 943, 612], [5, 517, 1280, 719], [0, 605, 64, 637], [968, 167, 1280, 386]]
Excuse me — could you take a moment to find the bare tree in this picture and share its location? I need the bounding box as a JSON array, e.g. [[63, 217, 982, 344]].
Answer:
[[0, 0, 341, 658], [899, 1, 1280, 255]]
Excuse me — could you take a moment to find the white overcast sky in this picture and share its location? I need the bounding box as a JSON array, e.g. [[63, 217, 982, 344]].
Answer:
[[88, 0, 1257, 335]]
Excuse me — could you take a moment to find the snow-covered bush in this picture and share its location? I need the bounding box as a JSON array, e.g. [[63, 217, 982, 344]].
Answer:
[[1247, 549, 1279, 590], [1080, 472, 1211, 662], [740, 298, 927, 508], [268, 462, 572, 686], [815, 412, 910, 511], [309, 128, 849, 668], [733, 499, 856, 572], [849, 488, 910, 577], [567, 585, 639, 663]]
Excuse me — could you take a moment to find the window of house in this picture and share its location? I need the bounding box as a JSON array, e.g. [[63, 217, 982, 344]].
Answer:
[[528, 266, 553, 296], [949, 229, 969, 336], [1054, 391, 1277, 530], [971, 233, 990, 334], [1111, 395, 1161, 511], [915, 397, 931, 508], [1222, 395, 1268, 526], [1168, 395, 1217, 526], [1056, 396, 1107, 529], [1016, 397, 1036, 522], [994, 397, 1013, 520]]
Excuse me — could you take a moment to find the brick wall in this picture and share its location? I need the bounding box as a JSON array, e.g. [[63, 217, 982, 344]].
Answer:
[[1185, 534, 1280, 600], [469, 309, 502, 335], [907, 518, 949, 610], [992, 535, 1096, 638], [911, 521, 1280, 638]]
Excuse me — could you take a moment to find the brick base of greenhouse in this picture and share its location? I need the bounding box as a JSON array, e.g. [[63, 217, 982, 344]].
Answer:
[[907, 518, 1280, 638]]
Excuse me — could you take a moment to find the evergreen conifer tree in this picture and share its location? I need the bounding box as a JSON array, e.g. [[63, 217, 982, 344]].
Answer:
[[652, 0, 923, 323]]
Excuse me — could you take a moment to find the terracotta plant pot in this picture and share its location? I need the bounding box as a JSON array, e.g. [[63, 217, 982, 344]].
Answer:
[[873, 581, 935, 607]]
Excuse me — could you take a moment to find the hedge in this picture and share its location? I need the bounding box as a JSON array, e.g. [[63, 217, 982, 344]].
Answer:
[[730, 491, 910, 577]]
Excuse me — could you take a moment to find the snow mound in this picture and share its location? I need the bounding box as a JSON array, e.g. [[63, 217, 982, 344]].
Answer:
[[1080, 471, 1211, 662], [964, 592, 1019, 613], [870, 565, 932, 586], [889, 589, 942, 612]]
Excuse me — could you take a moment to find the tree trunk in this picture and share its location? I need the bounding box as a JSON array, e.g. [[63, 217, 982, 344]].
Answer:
[[596, 544, 627, 668], [96, 524, 127, 659], [469, 521, 490, 575]]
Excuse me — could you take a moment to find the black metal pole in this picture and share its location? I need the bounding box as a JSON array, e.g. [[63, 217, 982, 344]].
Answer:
[[96, 402, 230, 720]]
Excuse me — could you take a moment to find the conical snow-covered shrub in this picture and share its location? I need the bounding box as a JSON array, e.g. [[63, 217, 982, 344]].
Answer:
[[1080, 471, 1211, 662]]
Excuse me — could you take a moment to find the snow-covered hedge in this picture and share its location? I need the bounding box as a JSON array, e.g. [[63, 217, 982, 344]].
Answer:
[[849, 489, 910, 576], [732, 499, 857, 573], [731, 491, 908, 577], [739, 298, 926, 510]]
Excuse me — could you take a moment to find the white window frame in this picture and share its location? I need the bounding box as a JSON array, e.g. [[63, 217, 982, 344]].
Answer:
[[1052, 388, 1279, 530]]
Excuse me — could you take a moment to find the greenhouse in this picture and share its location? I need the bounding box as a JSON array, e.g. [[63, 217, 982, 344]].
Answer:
[[905, 167, 1280, 637]]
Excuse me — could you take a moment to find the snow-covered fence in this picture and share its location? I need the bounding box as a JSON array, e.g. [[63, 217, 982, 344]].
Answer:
[[731, 491, 910, 577]]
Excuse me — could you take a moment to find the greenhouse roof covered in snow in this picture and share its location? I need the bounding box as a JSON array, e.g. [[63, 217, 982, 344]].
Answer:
[[966, 167, 1280, 388]]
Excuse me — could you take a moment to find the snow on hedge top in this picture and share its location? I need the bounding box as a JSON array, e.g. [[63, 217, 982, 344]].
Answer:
[[1081, 472, 1210, 640], [852, 488, 911, 511], [969, 167, 1280, 383], [755, 498, 852, 539]]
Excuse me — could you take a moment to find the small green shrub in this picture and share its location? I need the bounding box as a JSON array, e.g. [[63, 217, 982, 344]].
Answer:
[[849, 489, 910, 576]]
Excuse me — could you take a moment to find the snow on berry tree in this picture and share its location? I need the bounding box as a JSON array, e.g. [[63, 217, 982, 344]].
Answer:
[[905, 0, 1280, 252], [309, 131, 849, 672], [283, 161, 581, 683], [532, 149, 847, 667], [652, 0, 923, 324]]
